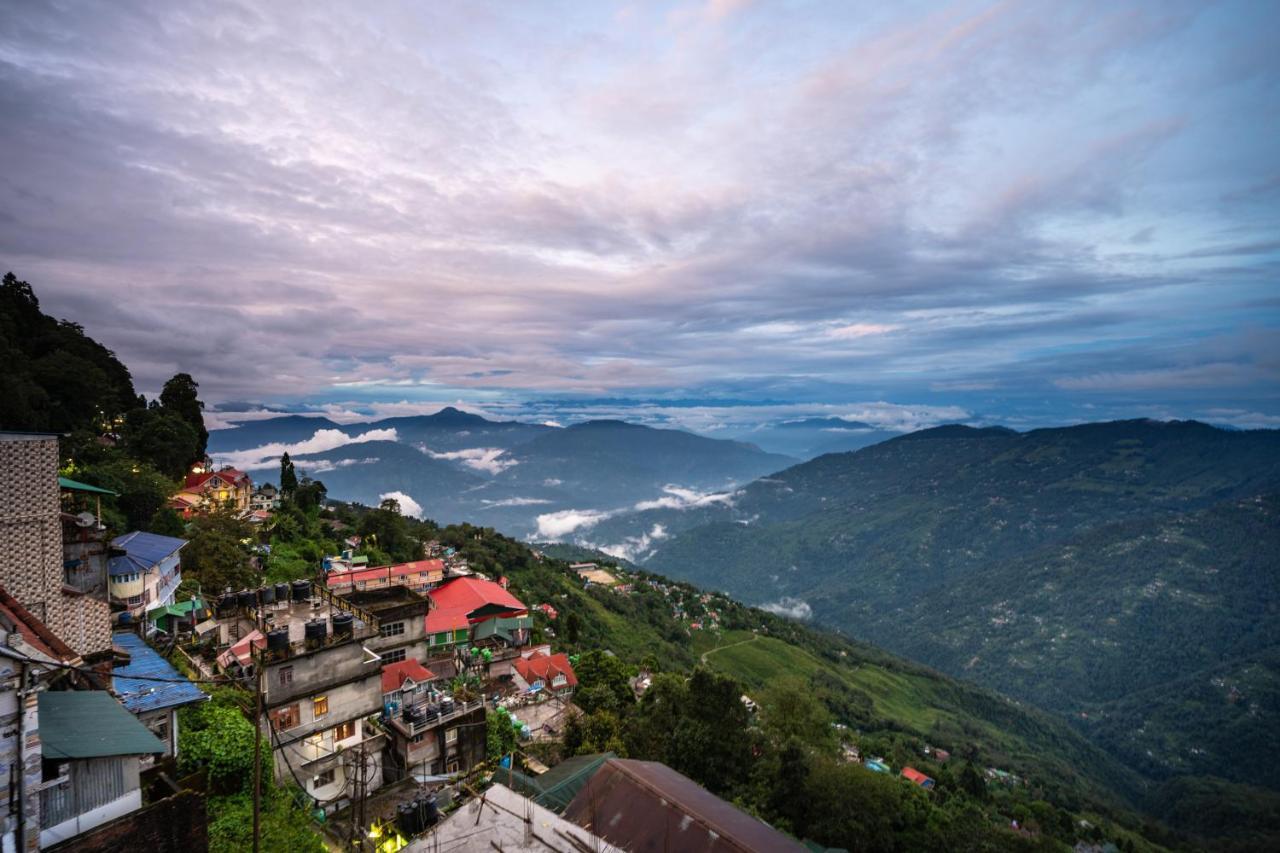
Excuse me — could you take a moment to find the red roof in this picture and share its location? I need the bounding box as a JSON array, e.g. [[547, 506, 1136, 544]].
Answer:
[[0, 585, 77, 661], [216, 630, 266, 670], [901, 767, 934, 786], [514, 651, 577, 689], [326, 559, 445, 588], [426, 576, 527, 633], [381, 659, 437, 694], [184, 468, 250, 490]]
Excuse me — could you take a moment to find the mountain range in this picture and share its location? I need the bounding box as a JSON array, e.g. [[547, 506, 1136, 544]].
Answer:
[[581, 419, 1280, 801], [208, 409, 794, 533]]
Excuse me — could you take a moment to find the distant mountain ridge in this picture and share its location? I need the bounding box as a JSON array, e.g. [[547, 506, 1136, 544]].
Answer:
[[582, 419, 1280, 798], [208, 408, 795, 534]]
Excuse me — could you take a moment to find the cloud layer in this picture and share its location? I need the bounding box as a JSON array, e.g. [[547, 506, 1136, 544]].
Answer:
[[212, 428, 397, 471], [1, 1, 1276, 427]]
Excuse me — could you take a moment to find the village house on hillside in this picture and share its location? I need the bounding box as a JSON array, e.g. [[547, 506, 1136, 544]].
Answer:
[[169, 463, 252, 518]]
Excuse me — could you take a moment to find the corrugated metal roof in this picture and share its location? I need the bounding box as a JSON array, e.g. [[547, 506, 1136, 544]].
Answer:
[[38, 691, 167, 759], [563, 759, 805, 852], [109, 531, 186, 576], [111, 632, 207, 714]]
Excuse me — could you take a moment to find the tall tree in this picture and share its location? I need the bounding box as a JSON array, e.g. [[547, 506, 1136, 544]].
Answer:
[[122, 408, 199, 478], [279, 452, 298, 496], [159, 372, 208, 458]]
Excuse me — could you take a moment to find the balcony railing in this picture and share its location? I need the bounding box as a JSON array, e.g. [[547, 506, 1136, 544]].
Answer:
[[389, 699, 485, 738]]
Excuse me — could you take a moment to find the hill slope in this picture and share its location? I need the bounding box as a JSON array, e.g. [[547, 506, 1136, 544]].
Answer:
[[587, 420, 1280, 794]]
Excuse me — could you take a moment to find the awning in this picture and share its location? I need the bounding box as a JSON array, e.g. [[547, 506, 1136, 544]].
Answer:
[[58, 476, 119, 496]]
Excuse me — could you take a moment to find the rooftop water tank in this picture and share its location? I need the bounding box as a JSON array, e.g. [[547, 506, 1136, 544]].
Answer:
[[332, 612, 354, 638], [290, 580, 312, 601]]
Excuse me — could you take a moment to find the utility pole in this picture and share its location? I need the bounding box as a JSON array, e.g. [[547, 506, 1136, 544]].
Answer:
[[253, 659, 263, 853]]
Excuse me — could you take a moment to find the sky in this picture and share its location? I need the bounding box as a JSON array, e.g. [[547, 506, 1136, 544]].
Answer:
[[2, 0, 1278, 436]]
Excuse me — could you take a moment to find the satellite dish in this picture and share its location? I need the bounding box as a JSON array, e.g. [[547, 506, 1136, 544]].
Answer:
[[75, 511, 96, 528]]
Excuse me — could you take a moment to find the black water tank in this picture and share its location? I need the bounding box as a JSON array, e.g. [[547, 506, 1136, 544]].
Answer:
[[237, 589, 256, 609], [396, 803, 416, 837], [267, 627, 290, 652], [332, 612, 354, 638], [259, 585, 276, 605], [217, 593, 237, 616], [290, 580, 311, 601], [440, 696, 455, 715], [274, 583, 290, 603], [402, 705, 422, 724], [422, 793, 440, 827], [304, 619, 328, 644]]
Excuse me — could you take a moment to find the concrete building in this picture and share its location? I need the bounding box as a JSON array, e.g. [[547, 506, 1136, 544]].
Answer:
[[0, 432, 112, 657], [406, 783, 615, 852], [108, 532, 186, 617]]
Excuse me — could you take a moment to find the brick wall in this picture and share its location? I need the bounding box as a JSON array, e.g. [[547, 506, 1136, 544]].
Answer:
[[44, 789, 208, 853], [0, 436, 111, 655]]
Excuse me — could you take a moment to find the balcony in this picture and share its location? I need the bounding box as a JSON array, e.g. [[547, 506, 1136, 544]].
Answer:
[[387, 698, 485, 739]]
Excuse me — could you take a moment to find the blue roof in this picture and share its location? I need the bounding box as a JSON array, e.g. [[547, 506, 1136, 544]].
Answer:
[[111, 632, 207, 714], [109, 531, 186, 577]]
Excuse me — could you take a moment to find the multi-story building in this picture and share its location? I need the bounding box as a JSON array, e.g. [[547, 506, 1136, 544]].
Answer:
[[425, 577, 531, 681], [325, 559, 446, 596], [212, 582, 388, 814], [0, 432, 112, 656], [108, 532, 186, 617], [343, 586, 432, 666]]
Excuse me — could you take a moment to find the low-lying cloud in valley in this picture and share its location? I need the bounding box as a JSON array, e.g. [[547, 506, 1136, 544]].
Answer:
[[213, 428, 398, 471], [379, 491, 424, 519], [418, 445, 516, 475], [760, 597, 813, 620]]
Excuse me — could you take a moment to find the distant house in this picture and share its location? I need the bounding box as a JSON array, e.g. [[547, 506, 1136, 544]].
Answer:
[[108, 531, 186, 616], [514, 651, 578, 696], [111, 631, 207, 760], [326, 558, 445, 595], [901, 767, 935, 789], [380, 659, 439, 716], [425, 576, 530, 654], [169, 465, 252, 517], [536, 602, 558, 620], [864, 759, 890, 774], [249, 483, 280, 512]]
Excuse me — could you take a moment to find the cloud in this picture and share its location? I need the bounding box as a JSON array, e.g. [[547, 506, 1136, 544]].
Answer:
[[535, 509, 617, 539], [0, 1, 1275, 428], [759, 597, 812, 620], [302, 457, 380, 474], [212, 428, 397, 471], [418, 446, 517, 475], [379, 491, 424, 519], [598, 523, 669, 563], [480, 497, 554, 508], [632, 485, 737, 512]]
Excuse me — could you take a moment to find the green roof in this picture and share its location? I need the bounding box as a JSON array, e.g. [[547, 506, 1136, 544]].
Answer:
[[146, 598, 206, 623], [39, 691, 166, 759], [491, 752, 614, 814], [474, 615, 532, 643], [58, 476, 118, 496]]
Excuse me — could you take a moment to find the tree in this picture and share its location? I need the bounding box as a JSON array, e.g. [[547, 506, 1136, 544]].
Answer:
[[279, 452, 298, 497], [487, 707, 519, 762], [293, 477, 327, 512], [147, 507, 187, 537], [758, 677, 837, 754], [573, 651, 632, 714], [159, 372, 208, 458], [184, 508, 255, 591], [668, 667, 752, 796], [123, 408, 199, 478]]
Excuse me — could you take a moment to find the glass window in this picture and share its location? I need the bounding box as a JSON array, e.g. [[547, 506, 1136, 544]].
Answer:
[[445, 728, 458, 745], [433, 632, 450, 645], [380, 621, 405, 637], [383, 648, 406, 664], [272, 704, 300, 730], [313, 695, 328, 718], [313, 768, 335, 788], [279, 666, 293, 686], [334, 720, 356, 741]]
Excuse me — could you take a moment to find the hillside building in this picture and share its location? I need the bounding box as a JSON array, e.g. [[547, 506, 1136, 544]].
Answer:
[[107, 532, 185, 617]]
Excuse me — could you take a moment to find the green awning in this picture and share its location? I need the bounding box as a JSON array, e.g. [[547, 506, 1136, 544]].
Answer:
[[58, 476, 118, 496], [39, 691, 166, 759], [474, 616, 532, 643]]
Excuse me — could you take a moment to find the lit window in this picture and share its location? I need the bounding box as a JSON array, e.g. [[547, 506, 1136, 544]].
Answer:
[[313, 696, 328, 717], [445, 728, 458, 745], [335, 721, 356, 741]]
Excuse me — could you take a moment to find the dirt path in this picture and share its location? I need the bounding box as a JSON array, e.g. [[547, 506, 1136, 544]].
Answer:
[[700, 632, 759, 665]]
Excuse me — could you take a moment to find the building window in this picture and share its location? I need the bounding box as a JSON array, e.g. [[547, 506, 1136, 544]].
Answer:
[[453, 629, 468, 642], [128, 594, 143, 606], [383, 648, 407, 664], [279, 666, 293, 686], [379, 621, 405, 638], [313, 768, 335, 789], [432, 632, 450, 646], [272, 704, 300, 730], [313, 696, 328, 718], [445, 728, 458, 745], [334, 720, 356, 741]]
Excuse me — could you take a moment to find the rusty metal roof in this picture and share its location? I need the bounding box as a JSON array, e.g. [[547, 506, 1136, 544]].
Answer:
[[563, 758, 805, 852]]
